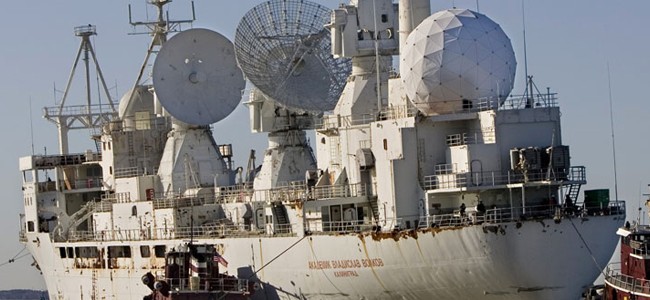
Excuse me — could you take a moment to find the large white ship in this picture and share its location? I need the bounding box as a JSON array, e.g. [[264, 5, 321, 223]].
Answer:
[[18, 0, 625, 299]]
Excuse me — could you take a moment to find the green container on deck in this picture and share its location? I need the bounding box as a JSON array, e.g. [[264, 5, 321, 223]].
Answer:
[[584, 189, 609, 208]]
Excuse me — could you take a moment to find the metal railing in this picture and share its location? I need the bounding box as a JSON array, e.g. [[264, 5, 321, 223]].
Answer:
[[446, 130, 496, 146], [305, 219, 375, 234], [309, 183, 372, 199], [422, 166, 584, 191], [501, 93, 559, 110], [66, 222, 297, 242], [161, 277, 250, 295], [114, 167, 158, 179], [62, 203, 625, 242], [418, 202, 625, 229], [31, 152, 101, 168], [317, 105, 419, 129], [215, 182, 374, 203], [605, 263, 650, 297], [43, 104, 116, 118], [316, 94, 559, 132]]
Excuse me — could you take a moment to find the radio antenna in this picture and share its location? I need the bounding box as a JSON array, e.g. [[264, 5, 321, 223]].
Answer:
[[607, 63, 619, 203], [522, 0, 530, 98], [29, 97, 35, 155]]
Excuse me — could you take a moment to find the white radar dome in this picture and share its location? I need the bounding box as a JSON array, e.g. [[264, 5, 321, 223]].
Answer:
[[401, 9, 516, 115]]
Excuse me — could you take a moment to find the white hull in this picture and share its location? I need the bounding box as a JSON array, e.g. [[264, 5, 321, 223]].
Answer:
[[27, 214, 622, 300]]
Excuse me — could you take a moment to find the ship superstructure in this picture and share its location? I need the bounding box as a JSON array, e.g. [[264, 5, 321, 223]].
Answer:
[[19, 1, 625, 299]]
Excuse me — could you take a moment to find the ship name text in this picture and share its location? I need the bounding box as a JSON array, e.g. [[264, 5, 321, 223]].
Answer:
[[308, 258, 384, 275]]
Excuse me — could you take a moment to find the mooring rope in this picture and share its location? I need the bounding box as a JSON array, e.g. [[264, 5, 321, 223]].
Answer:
[[567, 216, 606, 277], [0, 246, 30, 268]]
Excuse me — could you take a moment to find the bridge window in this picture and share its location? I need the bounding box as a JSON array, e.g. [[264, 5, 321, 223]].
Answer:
[[108, 246, 131, 258], [75, 247, 99, 258], [154, 245, 166, 258], [140, 246, 150, 258]]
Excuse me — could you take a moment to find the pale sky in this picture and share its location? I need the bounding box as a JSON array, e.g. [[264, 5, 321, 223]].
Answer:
[[1, 0, 648, 291]]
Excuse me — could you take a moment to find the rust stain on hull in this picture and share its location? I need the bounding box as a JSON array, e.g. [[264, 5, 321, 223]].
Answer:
[[358, 235, 388, 291]]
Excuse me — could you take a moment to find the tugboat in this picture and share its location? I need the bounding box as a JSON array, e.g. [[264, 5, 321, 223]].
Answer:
[[142, 244, 255, 300], [601, 191, 650, 300]]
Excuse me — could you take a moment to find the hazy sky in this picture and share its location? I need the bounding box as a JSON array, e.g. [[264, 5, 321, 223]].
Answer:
[[1, 0, 648, 291]]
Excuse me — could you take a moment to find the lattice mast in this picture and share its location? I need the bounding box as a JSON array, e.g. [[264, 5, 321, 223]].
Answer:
[[43, 25, 117, 154], [127, 0, 195, 87]]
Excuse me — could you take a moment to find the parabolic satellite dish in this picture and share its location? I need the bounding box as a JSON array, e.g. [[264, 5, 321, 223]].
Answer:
[[234, 0, 351, 113], [153, 28, 245, 125], [400, 9, 516, 115]]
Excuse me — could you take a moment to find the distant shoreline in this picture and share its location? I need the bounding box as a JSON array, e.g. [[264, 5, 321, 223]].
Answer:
[[0, 289, 48, 300]]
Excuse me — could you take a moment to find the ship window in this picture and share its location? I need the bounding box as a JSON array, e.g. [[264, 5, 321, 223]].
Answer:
[[108, 142, 111, 150], [66, 247, 74, 259], [154, 245, 166, 258], [109, 166, 113, 175], [131, 206, 137, 216], [381, 14, 388, 23], [103, 142, 106, 151], [59, 247, 66, 258], [108, 246, 131, 258], [140, 246, 151, 258], [383, 139, 387, 150], [86, 166, 102, 177], [76, 247, 99, 258], [27, 221, 34, 232], [321, 137, 326, 144]]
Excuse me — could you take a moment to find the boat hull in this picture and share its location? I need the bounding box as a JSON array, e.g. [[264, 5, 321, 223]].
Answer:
[[26, 214, 622, 300]]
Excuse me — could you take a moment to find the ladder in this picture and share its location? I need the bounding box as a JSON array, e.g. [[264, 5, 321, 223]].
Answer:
[[367, 195, 380, 225], [271, 203, 289, 233], [565, 183, 581, 203]]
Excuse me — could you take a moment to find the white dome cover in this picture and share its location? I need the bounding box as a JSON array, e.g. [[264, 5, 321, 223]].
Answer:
[[401, 9, 516, 115]]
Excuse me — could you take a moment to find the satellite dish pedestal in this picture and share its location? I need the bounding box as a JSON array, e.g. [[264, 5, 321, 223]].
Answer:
[[253, 129, 316, 192], [235, 0, 351, 192], [152, 28, 245, 195], [245, 89, 318, 194]]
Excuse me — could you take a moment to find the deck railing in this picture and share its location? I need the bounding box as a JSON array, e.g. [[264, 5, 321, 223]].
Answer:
[[61, 201, 624, 242], [160, 276, 250, 295], [422, 166, 584, 191], [305, 219, 376, 234], [418, 201, 625, 229], [66, 222, 296, 242], [316, 93, 558, 131], [605, 263, 650, 297]]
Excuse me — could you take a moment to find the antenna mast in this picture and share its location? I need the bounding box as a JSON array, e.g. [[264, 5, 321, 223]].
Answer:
[[521, 0, 533, 107], [607, 63, 619, 202], [127, 0, 195, 88], [43, 25, 117, 154]]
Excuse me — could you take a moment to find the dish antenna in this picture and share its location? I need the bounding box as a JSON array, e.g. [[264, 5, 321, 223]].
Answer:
[[153, 28, 245, 125], [234, 0, 351, 113]]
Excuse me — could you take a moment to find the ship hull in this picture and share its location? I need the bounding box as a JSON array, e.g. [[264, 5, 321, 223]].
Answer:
[[26, 214, 622, 300]]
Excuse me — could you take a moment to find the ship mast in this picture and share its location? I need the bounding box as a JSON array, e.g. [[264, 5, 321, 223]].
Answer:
[[127, 0, 195, 89], [43, 25, 117, 155]]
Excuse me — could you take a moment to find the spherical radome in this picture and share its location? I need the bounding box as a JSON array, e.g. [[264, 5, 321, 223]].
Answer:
[[401, 9, 516, 115]]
